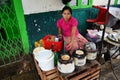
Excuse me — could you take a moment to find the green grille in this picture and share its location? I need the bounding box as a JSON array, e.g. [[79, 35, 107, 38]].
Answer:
[[0, 0, 23, 65]]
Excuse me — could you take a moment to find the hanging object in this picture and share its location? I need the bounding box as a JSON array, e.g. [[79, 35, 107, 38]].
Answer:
[[62, 0, 71, 4]]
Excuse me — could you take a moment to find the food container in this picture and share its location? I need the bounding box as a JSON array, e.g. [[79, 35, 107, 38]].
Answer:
[[85, 42, 97, 60], [57, 54, 75, 73], [86, 49, 97, 60], [73, 50, 86, 66]]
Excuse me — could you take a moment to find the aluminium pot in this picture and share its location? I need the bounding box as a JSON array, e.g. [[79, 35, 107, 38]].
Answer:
[[57, 54, 75, 73], [73, 50, 86, 66]]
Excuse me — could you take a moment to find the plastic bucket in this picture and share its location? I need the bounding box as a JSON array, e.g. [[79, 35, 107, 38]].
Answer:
[[33, 49, 54, 71]]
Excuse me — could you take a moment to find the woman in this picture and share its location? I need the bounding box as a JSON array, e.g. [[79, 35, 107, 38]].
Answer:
[[57, 6, 88, 54]]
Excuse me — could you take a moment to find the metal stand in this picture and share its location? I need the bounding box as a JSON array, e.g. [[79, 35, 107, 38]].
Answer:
[[99, 0, 119, 80]]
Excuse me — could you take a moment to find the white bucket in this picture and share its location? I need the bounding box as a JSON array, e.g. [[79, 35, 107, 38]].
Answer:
[[33, 49, 54, 71]]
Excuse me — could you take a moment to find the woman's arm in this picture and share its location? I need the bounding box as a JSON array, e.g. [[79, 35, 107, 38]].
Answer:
[[71, 26, 76, 43], [68, 26, 76, 50]]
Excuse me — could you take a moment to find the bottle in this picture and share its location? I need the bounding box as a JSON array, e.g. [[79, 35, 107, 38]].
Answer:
[[54, 51, 58, 66]]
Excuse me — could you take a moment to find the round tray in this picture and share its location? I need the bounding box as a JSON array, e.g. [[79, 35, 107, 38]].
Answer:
[[107, 34, 120, 43]]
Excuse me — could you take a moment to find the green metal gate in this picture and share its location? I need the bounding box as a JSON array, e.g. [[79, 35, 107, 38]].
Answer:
[[0, 0, 29, 65]]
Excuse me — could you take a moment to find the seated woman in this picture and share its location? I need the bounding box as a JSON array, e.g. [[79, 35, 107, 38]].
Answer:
[[57, 6, 88, 54]]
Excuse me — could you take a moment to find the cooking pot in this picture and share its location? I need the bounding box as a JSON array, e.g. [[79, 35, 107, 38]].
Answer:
[[86, 49, 97, 60], [57, 54, 75, 73], [73, 50, 86, 66]]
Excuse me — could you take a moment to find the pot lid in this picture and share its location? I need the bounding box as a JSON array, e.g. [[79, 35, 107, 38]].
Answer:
[[76, 50, 84, 55], [58, 54, 73, 64], [73, 50, 85, 59], [61, 54, 70, 61]]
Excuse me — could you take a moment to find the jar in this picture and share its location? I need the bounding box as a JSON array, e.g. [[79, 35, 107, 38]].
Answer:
[[86, 49, 97, 60], [57, 54, 75, 73], [85, 42, 97, 60], [73, 50, 86, 66]]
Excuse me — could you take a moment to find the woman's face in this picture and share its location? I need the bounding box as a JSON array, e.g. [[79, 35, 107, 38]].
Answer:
[[62, 9, 71, 21]]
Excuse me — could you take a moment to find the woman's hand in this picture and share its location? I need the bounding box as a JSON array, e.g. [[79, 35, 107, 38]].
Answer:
[[67, 40, 73, 50]]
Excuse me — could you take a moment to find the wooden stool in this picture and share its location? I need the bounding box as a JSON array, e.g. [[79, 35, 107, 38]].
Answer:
[[34, 54, 101, 80], [63, 60, 101, 80]]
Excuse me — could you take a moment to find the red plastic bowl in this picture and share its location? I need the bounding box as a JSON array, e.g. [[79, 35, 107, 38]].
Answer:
[[43, 35, 63, 52]]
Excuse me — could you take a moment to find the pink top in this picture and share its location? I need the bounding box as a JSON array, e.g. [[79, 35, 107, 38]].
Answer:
[[57, 17, 79, 37]]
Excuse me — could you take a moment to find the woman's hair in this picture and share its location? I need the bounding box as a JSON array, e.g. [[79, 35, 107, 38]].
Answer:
[[62, 0, 71, 4], [61, 6, 72, 14]]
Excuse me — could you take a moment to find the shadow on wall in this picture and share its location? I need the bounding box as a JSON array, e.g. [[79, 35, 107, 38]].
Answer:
[[24, 8, 98, 52]]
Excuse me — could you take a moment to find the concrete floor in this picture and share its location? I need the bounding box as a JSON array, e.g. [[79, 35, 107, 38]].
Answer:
[[100, 59, 120, 80], [0, 54, 120, 80], [0, 55, 40, 80]]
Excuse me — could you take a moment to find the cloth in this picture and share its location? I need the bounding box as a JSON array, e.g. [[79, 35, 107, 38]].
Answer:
[[64, 34, 88, 54], [108, 7, 120, 20], [57, 17, 79, 37], [104, 6, 120, 19]]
